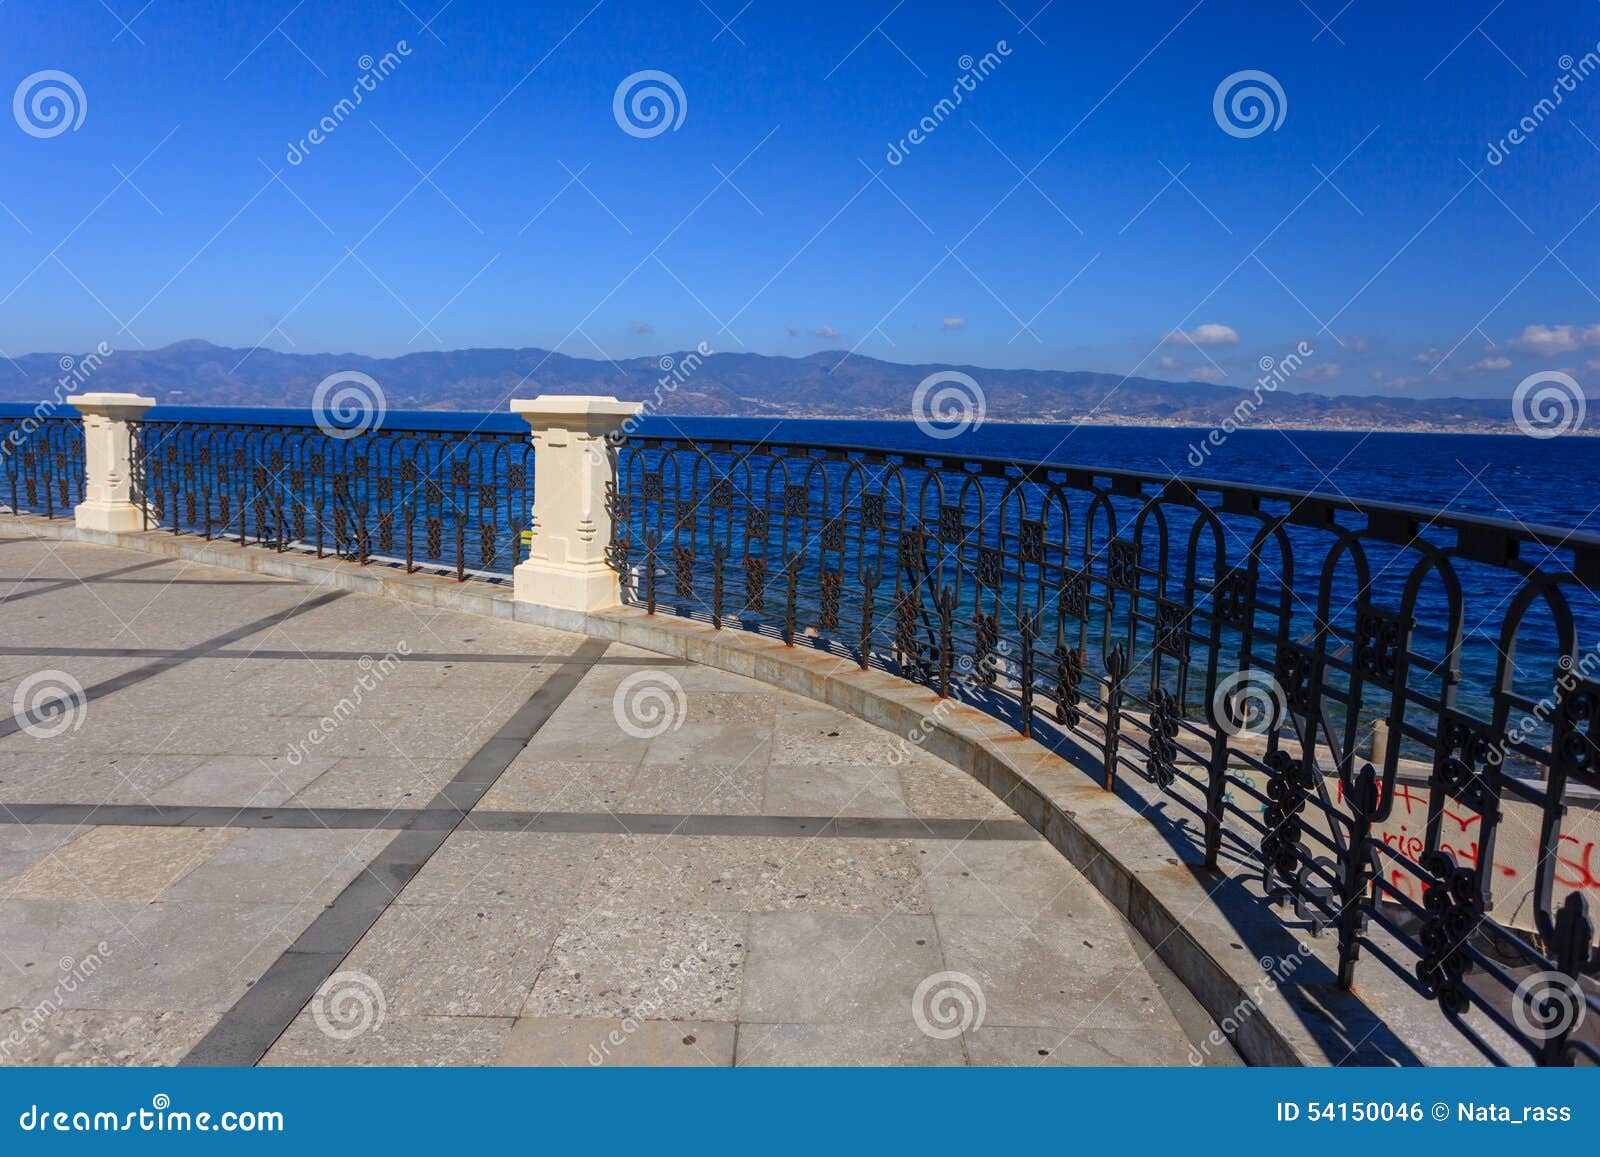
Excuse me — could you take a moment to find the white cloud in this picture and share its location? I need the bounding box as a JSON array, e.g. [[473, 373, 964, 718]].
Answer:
[[629, 321, 653, 335], [940, 317, 966, 330], [1507, 323, 1600, 355], [1302, 363, 1342, 382], [1191, 366, 1227, 382], [1163, 323, 1238, 347], [785, 325, 800, 337], [1466, 356, 1512, 372], [1412, 346, 1445, 366], [1158, 355, 1184, 370], [812, 325, 840, 340]]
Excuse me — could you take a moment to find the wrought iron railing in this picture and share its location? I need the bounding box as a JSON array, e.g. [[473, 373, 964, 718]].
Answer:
[[0, 411, 85, 519], [608, 433, 1600, 1066], [129, 418, 534, 580]]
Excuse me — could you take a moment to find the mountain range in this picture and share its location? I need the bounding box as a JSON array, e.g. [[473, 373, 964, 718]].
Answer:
[[2, 339, 1530, 431]]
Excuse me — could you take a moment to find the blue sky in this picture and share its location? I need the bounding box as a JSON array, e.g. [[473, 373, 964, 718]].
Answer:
[[2, 0, 1598, 396]]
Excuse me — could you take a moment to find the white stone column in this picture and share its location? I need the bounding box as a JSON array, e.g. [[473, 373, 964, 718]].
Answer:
[[69, 392, 156, 533], [510, 395, 643, 612]]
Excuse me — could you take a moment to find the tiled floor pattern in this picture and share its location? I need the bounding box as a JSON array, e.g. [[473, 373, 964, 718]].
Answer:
[[0, 531, 1228, 1066]]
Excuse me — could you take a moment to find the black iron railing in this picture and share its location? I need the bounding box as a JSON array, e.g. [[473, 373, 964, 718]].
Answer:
[[0, 412, 84, 519], [608, 433, 1600, 1066], [129, 419, 534, 580]]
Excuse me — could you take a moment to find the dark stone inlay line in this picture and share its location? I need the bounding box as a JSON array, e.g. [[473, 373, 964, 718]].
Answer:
[[179, 636, 613, 1068], [0, 589, 349, 739], [0, 802, 1034, 841], [0, 645, 686, 666], [0, 556, 174, 604]]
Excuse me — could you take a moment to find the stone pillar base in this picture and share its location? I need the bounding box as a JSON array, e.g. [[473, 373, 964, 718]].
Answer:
[[513, 560, 621, 613], [73, 500, 146, 533]]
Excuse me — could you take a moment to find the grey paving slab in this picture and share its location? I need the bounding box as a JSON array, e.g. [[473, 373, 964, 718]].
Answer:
[[934, 913, 1182, 1032], [261, 1012, 513, 1066], [0, 1008, 218, 1067], [163, 829, 392, 905], [764, 762, 910, 818], [522, 910, 747, 1023], [621, 761, 766, 814], [735, 1021, 966, 1066], [289, 757, 460, 809], [57, 899, 328, 1013], [576, 834, 929, 915], [473, 758, 640, 813], [0, 825, 80, 881], [152, 755, 336, 807], [341, 901, 566, 1017], [395, 830, 611, 910], [961, 1023, 1207, 1067], [739, 911, 944, 1026]]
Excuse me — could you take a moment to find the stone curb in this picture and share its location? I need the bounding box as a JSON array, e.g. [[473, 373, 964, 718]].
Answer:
[[9, 517, 1427, 1066]]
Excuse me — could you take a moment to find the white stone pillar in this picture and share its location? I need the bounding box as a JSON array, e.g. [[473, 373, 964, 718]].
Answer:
[[69, 392, 156, 533], [510, 395, 642, 612]]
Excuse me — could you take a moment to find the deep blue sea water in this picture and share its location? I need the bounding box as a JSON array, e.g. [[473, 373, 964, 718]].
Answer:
[[100, 404, 1600, 533]]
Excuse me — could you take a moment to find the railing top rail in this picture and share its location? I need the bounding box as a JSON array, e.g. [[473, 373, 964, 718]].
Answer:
[[620, 432, 1600, 555]]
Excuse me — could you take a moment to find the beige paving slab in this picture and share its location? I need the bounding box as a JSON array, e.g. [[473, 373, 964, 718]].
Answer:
[[764, 762, 910, 818], [499, 1016, 735, 1067], [1, 826, 237, 902], [396, 831, 611, 909]]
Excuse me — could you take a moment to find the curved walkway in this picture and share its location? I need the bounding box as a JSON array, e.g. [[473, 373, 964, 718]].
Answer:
[[0, 532, 1230, 1066]]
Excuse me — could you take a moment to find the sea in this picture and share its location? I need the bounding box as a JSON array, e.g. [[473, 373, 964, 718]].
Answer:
[[88, 404, 1600, 533]]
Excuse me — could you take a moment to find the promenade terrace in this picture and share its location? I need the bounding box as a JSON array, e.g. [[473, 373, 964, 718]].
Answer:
[[0, 393, 1595, 1067]]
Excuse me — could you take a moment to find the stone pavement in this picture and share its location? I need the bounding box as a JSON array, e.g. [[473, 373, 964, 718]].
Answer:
[[0, 531, 1232, 1066]]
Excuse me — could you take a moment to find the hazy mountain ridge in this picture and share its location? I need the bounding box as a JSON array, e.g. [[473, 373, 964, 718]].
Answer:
[[1, 340, 1525, 430]]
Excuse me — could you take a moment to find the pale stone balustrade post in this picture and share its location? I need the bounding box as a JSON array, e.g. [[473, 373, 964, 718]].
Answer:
[[510, 395, 643, 612], [68, 392, 157, 533]]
